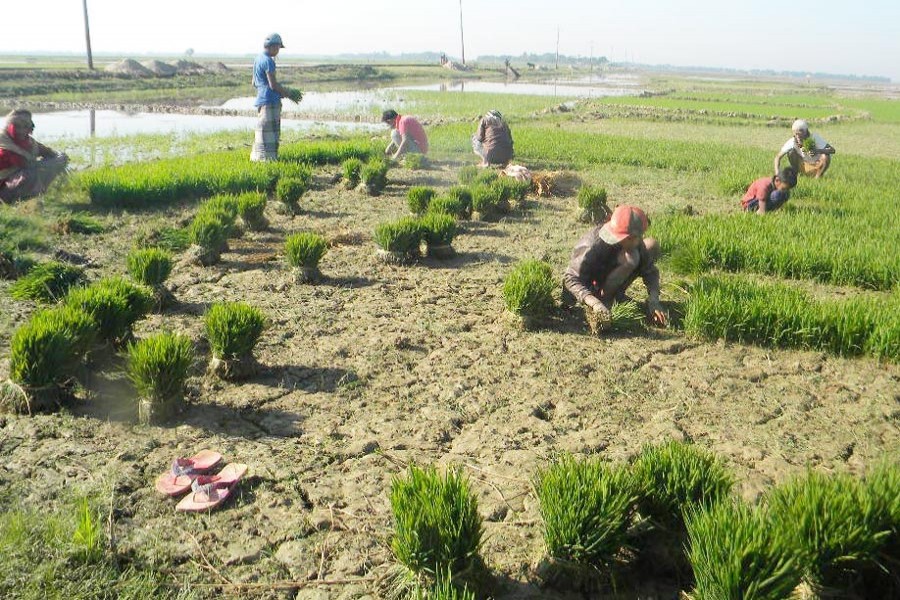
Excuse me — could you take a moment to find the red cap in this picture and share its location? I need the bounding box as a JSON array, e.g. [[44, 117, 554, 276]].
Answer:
[[599, 205, 649, 245]]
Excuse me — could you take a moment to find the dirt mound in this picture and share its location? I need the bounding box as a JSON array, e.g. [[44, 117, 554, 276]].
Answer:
[[170, 60, 207, 75], [203, 61, 230, 73], [140, 60, 177, 77], [103, 59, 154, 78]]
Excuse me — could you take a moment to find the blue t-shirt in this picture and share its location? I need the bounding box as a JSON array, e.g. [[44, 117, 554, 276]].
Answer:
[[253, 53, 281, 107]]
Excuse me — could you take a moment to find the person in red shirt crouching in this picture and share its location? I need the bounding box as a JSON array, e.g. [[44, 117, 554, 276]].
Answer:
[[0, 109, 69, 203], [741, 168, 797, 214], [382, 109, 428, 161]]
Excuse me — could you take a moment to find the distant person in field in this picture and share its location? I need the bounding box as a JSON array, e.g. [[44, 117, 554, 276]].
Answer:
[[472, 109, 514, 167], [563, 205, 667, 330], [250, 33, 298, 161], [0, 109, 69, 203], [382, 110, 428, 160], [774, 119, 835, 179], [741, 168, 797, 214]]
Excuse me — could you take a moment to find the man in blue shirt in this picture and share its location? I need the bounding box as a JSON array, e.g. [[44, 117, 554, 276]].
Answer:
[[250, 33, 298, 161]]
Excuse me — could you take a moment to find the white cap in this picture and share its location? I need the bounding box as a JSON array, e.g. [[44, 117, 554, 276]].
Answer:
[[792, 119, 809, 132]]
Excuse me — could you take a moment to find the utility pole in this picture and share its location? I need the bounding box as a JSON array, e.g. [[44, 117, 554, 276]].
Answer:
[[555, 27, 560, 70], [458, 0, 466, 65], [82, 0, 94, 70]]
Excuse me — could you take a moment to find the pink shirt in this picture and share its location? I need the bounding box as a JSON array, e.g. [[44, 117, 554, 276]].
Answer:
[[396, 115, 428, 154], [741, 176, 775, 209]]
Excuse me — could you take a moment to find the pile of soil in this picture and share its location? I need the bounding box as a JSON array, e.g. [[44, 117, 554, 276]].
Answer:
[[141, 60, 177, 78], [171, 60, 207, 75], [203, 62, 230, 73], [103, 59, 154, 78]]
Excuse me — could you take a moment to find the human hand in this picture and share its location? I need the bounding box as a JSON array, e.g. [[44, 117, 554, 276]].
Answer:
[[648, 301, 668, 327]]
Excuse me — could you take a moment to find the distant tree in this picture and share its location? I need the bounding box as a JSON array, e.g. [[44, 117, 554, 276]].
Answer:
[[185, 48, 195, 57]]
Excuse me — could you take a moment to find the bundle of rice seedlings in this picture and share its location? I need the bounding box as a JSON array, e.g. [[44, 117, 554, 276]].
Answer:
[[473, 169, 499, 186], [9, 261, 85, 303], [801, 136, 817, 154], [411, 569, 476, 600], [342, 158, 364, 189], [685, 500, 801, 600], [469, 184, 505, 222], [126, 247, 174, 309], [1, 314, 84, 413], [127, 333, 194, 425], [362, 158, 390, 196], [446, 186, 473, 217], [767, 470, 888, 593], [285, 232, 328, 283], [576, 186, 611, 224], [502, 260, 557, 329], [65, 277, 153, 346], [275, 176, 307, 214], [374, 218, 423, 265], [427, 195, 468, 220], [390, 465, 483, 591], [608, 301, 648, 333], [496, 177, 531, 208], [198, 195, 240, 235], [204, 302, 267, 380], [237, 192, 268, 231], [420, 213, 458, 259], [404, 153, 426, 170], [457, 165, 479, 185], [631, 441, 734, 574], [534, 454, 640, 586], [187, 213, 229, 265], [30, 305, 98, 360], [408, 187, 437, 215]]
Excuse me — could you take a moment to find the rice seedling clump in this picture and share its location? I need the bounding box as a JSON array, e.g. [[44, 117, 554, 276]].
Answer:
[[197, 195, 240, 235], [495, 177, 530, 207], [127, 333, 194, 424], [236, 192, 268, 230], [126, 248, 172, 288], [457, 165, 479, 185], [362, 158, 390, 196], [9, 261, 85, 303], [534, 454, 640, 583], [685, 500, 801, 600], [64, 277, 152, 345], [576, 186, 611, 224], [275, 176, 307, 214], [390, 465, 483, 585], [469, 184, 505, 222], [204, 302, 267, 380], [404, 153, 426, 170], [187, 214, 229, 265], [427, 195, 468, 220], [446, 186, 473, 216], [342, 158, 363, 189], [408, 186, 437, 215], [285, 232, 328, 283], [420, 213, 458, 259], [502, 259, 556, 328], [374, 217, 423, 264]]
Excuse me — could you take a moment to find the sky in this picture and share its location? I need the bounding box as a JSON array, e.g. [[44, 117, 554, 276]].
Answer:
[[4, 0, 899, 81]]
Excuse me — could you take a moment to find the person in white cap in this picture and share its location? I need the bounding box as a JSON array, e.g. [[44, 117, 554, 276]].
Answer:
[[774, 119, 835, 179], [0, 109, 68, 203], [250, 33, 301, 161]]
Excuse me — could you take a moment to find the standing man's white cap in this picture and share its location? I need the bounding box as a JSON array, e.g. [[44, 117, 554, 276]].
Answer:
[[792, 119, 809, 132], [264, 33, 285, 48]]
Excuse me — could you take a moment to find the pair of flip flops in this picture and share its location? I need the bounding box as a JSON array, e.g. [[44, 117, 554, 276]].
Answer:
[[155, 450, 247, 512]]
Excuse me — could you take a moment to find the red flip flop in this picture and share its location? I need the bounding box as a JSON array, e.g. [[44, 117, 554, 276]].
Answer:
[[175, 463, 248, 512], [155, 450, 223, 496]]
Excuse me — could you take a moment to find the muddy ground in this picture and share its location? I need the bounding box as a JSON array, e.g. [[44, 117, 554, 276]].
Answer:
[[1, 158, 898, 599]]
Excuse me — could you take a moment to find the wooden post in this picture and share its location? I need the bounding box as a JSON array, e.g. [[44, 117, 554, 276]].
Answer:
[[82, 0, 94, 70], [459, 0, 466, 65], [555, 27, 560, 70]]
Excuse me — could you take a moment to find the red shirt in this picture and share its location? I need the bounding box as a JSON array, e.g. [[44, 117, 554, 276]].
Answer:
[[741, 176, 775, 209], [0, 124, 35, 183], [396, 115, 428, 154]]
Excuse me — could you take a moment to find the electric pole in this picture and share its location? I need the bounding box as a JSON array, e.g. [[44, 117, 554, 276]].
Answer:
[[459, 0, 466, 65], [555, 27, 560, 70], [83, 0, 94, 70]]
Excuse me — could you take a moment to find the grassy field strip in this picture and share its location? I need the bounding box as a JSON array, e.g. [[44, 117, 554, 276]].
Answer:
[[593, 96, 849, 120], [684, 275, 900, 361]]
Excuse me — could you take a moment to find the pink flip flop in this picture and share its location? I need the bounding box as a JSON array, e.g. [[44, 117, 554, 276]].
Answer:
[[175, 463, 248, 512], [155, 450, 223, 496]]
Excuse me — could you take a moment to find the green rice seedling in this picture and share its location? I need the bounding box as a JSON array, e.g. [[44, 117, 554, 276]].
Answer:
[[187, 213, 228, 265], [197, 195, 240, 235], [457, 165, 479, 185], [280, 140, 374, 166], [204, 302, 267, 380], [126, 332, 194, 424], [407, 186, 437, 215], [631, 441, 734, 573], [802, 136, 817, 154], [71, 497, 103, 563], [374, 217, 424, 264], [685, 500, 801, 600], [1, 315, 81, 413], [420, 213, 458, 259], [534, 454, 640, 584], [860, 460, 900, 595], [65, 277, 152, 345], [52, 213, 106, 236], [576, 186, 611, 224], [29, 305, 98, 361], [502, 259, 557, 328], [342, 157, 364, 189], [427, 195, 468, 220], [495, 177, 531, 207], [767, 470, 889, 592], [236, 192, 268, 231], [412, 570, 476, 600], [473, 169, 499, 186], [469, 184, 504, 222], [275, 176, 307, 214], [390, 465, 483, 584], [126, 248, 172, 288], [362, 158, 390, 196], [404, 153, 426, 170], [285, 232, 328, 283], [609, 301, 647, 333], [446, 186, 473, 216], [137, 225, 191, 253], [9, 261, 85, 303]]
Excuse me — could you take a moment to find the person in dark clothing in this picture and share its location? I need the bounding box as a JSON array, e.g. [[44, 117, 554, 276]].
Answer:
[[563, 205, 666, 331], [472, 110, 513, 166]]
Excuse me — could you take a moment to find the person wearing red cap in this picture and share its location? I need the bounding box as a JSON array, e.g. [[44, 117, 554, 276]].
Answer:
[[0, 109, 68, 203], [563, 205, 666, 330]]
